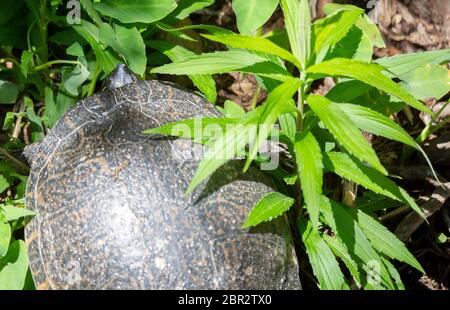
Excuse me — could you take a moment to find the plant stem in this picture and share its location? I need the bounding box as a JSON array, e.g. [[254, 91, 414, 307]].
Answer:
[[88, 64, 101, 96], [33, 60, 81, 71]]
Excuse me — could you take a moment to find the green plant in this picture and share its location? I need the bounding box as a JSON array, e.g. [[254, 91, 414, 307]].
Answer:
[[146, 1, 450, 289]]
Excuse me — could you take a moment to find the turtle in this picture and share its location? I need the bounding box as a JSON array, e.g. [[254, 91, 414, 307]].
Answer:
[[24, 64, 301, 290]]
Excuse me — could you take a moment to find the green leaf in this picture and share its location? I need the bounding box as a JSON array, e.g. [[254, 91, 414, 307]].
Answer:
[[232, 0, 279, 35], [320, 197, 395, 289], [242, 192, 294, 228], [278, 112, 296, 142], [307, 58, 432, 114], [20, 51, 34, 78], [93, 0, 177, 24], [307, 95, 387, 175], [186, 111, 260, 194], [401, 64, 450, 100], [202, 33, 301, 68], [0, 240, 29, 290], [0, 222, 11, 257], [151, 50, 293, 81], [325, 26, 373, 63], [61, 64, 90, 96], [0, 205, 35, 222], [223, 100, 245, 118], [356, 210, 424, 273], [298, 219, 349, 290], [355, 15, 385, 48], [312, 7, 364, 63], [151, 50, 292, 80], [0, 81, 19, 104], [294, 131, 323, 229], [99, 23, 146, 76], [144, 117, 240, 144], [168, 0, 214, 20], [323, 152, 424, 217], [148, 40, 216, 103], [339, 104, 417, 148], [323, 3, 385, 48], [0, 175, 9, 194], [381, 256, 405, 290], [73, 20, 120, 74], [244, 78, 302, 171], [280, 0, 311, 68], [376, 48, 450, 79], [80, 0, 103, 25]]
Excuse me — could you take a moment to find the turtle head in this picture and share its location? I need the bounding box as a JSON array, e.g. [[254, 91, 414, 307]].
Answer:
[[105, 64, 138, 90]]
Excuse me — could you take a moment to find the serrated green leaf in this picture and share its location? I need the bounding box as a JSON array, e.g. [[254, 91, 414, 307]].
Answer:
[[320, 197, 395, 289], [242, 192, 294, 228], [323, 152, 424, 218], [307, 58, 432, 114], [0, 222, 11, 257], [244, 78, 302, 171], [307, 95, 386, 175], [202, 33, 301, 68], [376, 48, 450, 79], [151, 50, 293, 82], [381, 256, 405, 290], [149, 40, 216, 103], [280, 0, 311, 68], [298, 218, 349, 290], [294, 131, 323, 229], [0, 240, 29, 289], [93, 0, 177, 24], [312, 7, 364, 63], [339, 103, 417, 148], [232, 0, 279, 35], [144, 117, 239, 144], [356, 210, 424, 273]]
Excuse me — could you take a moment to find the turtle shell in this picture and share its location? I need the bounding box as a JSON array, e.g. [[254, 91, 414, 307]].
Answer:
[[24, 80, 301, 289]]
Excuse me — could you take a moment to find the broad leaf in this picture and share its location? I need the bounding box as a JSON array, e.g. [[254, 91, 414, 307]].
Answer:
[[168, 0, 214, 20], [401, 64, 450, 100], [356, 210, 424, 273], [0, 205, 35, 222], [80, 0, 102, 25], [298, 219, 349, 290], [73, 20, 120, 74], [294, 131, 323, 229], [307, 58, 432, 114], [99, 23, 146, 76], [223, 100, 245, 118], [0, 222, 11, 257], [149, 40, 216, 103], [280, 0, 311, 68], [307, 95, 387, 175], [202, 34, 301, 68], [242, 192, 294, 228], [93, 0, 177, 23], [0, 81, 19, 104], [323, 152, 424, 217], [232, 0, 279, 35], [0, 240, 29, 290]]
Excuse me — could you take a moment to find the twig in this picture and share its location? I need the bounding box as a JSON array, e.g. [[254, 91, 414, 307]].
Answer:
[[0, 147, 30, 175]]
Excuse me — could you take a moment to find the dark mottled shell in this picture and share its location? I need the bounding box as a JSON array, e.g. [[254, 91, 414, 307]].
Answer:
[[24, 80, 301, 290]]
